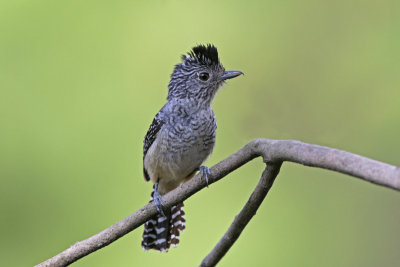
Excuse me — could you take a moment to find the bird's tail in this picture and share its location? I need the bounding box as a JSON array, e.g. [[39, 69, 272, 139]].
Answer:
[[142, 190, 185, 252]]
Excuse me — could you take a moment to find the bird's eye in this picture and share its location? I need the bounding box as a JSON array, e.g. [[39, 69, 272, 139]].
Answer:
[[199, 72, 210, 81]]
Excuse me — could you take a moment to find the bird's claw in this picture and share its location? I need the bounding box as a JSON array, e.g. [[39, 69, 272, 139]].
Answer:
[[153, 182, 166, 217], [199, 166, 211, 187]]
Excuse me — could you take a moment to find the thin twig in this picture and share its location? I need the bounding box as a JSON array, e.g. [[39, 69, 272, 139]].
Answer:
[[200, 162, 282, 267], [35, 139, 400, 267]]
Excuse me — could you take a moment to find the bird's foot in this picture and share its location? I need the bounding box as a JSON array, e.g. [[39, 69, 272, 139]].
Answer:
[[153, 181, 166, 217], [199, 166, 211, 187]]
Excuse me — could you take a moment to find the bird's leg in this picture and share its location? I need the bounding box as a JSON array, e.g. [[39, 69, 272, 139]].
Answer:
[[153, 180, 166, 217], [199, 166, 211, 187]]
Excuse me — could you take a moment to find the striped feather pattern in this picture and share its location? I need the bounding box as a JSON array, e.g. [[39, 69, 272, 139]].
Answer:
[[142, 191, 186, 252], [168, 203, 185, 248]]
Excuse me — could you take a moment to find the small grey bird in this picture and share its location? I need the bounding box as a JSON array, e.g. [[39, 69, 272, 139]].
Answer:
[[141, 44, 243, 252]]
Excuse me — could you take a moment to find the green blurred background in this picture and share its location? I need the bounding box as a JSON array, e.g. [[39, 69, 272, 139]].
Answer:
[[1, 1, 399, 266]]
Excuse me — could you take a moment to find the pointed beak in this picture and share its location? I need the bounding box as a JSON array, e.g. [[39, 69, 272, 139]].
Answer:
[[221, 70, 243, 80]]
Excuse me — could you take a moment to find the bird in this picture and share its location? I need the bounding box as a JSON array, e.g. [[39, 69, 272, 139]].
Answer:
[[141, 44, 243, 252]]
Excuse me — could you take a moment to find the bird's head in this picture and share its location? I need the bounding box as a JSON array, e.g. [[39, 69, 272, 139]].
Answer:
[[167, 44, 243, 105]]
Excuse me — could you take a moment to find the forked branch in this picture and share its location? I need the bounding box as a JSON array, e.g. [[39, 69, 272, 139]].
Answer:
[[201, 162, 282, 266], [35, 139, 400, 267]]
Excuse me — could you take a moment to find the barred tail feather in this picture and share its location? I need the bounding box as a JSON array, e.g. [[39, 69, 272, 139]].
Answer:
[[142, 214, 170, 251], [168, 203, 185, 248], [142, 191, 186, 252]]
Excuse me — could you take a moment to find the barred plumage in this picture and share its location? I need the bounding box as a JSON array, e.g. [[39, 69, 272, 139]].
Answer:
[[141, 44, 242, 252], [142, 188, 185, 251]]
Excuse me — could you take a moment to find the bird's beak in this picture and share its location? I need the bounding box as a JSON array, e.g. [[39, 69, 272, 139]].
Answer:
[[221, 70, 243, 80]]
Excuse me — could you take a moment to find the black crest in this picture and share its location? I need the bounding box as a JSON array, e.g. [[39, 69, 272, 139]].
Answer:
[[183, 44, 220, 66]]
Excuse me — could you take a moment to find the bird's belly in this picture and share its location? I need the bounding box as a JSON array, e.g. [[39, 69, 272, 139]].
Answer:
[[144, 113, 216, 194], [147, 129, 214, 182], [159, 137, 214, 180]]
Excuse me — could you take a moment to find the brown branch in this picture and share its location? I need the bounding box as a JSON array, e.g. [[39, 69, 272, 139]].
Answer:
[[35, 139, 400, 267], [200, 162, 282, 267]]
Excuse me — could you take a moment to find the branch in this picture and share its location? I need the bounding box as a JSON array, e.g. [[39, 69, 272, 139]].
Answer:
[[200, 162, 282, 267], [35, 139, 400, 267]]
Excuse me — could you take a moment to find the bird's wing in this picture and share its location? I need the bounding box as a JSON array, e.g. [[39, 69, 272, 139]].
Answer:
[[143, 111, 165, 181]]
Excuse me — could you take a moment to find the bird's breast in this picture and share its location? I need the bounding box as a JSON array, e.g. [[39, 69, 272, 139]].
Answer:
[[143, 108, 217, 193], [165, 114, 216, 154], [153, 111, 216, 177]]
